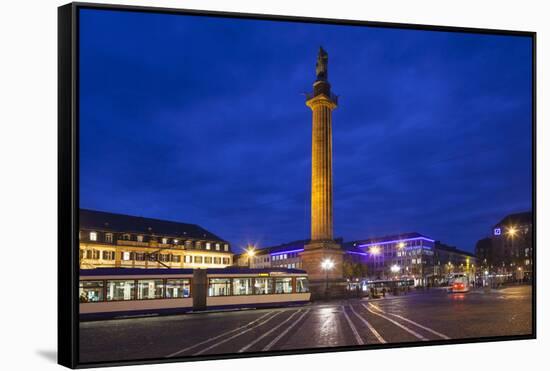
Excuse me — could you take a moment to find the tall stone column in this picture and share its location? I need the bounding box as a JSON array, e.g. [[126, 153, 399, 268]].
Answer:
[[300, 47, 346, 299]]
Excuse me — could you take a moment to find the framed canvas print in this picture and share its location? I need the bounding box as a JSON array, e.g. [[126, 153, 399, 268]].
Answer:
[[58, 2, 536, 368]]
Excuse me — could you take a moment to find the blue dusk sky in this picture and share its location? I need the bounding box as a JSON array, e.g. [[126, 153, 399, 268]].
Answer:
[[79, 8, 533, 253]]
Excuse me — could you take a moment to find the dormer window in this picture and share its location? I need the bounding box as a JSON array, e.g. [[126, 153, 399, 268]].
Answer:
[[162, 238, 168, 244], [123, 234, 131, 240], [137, 235, 144, 242], [89, 232, 97, 241], [206, 242, 211, 250], [224, 244, 229, 251], [215, 243, 220, 251], [105, 233, 113, 243]]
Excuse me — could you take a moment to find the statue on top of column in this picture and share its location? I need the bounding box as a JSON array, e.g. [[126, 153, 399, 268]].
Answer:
[[315, 46, 329, 82]]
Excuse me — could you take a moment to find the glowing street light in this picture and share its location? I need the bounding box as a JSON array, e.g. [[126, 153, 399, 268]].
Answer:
[[245, 245, 256, 268], [369, 245, 381, 256], [397, 241, 406, 249], [321, 258, 335, 297], [390, 264, 400, 273], [507, 226, 518, 237]]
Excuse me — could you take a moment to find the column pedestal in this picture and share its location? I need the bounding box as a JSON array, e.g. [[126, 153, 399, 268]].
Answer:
[[300, 241, 348, 300]]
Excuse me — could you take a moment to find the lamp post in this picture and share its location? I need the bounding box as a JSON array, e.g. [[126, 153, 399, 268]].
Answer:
[[321, 258, 335, 298], [507, 226, 517, 280], [246, 246, 256, 268]]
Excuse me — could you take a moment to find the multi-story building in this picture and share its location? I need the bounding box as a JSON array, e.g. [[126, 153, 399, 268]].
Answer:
[[236, 232, 477, 286], [433, 241, 476, 283], [346, 233, 436, 286], [347, 233, 476, 286], [475, 211, 533, 281], [235, 239, 368, 279], [79, 209, 233, 269]]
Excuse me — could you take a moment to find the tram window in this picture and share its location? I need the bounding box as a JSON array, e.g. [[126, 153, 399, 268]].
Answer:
[[208, 278, 231, 296], [296, 277, 309, 293], [233, 278, 253, 295], [106, 280, 136, 301], [137, 280, 164, 300], [166, 279, 191, 298], [254, 278, 273, 295], [204, 256, 213, 264], [194, 256, 203, 264], [274, 277, 293, 294], [172, 255, 181, 263], [79, 281, 104, 303]]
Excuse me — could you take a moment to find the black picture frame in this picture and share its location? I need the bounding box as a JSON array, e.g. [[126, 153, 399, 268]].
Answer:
[[58, 2, 537, 368]]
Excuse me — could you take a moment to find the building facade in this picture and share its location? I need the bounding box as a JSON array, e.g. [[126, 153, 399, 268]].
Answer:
[[347, 233, 436, 286], [433, 241, 476, 284], [236, 238, 368, 280], [79, 209, 233, 269], [475, 211, 533, 281], [348, 233, 476, 286]]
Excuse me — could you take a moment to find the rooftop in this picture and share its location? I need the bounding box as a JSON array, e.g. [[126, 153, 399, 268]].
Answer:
[[346, 232, 434, 247], [494, 211, 533, 229], [80, 209, 226, 242]]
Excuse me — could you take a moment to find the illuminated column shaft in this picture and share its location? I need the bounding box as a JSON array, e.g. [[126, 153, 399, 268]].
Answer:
[[307, 92, 337, 241]]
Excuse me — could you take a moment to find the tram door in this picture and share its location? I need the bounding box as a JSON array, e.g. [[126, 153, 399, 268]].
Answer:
[[192, 270, 207, 310]]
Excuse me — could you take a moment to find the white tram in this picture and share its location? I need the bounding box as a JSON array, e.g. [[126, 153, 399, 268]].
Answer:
[[79, 268, 310, 320]]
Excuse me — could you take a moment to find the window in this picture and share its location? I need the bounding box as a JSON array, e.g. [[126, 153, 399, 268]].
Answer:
[[149, 253, 158, 261], [186, 240, 192, 249], [160, 254, 170, 262], [105, 233, 113, 243], [296, 277, 309, 293], [135, 252, 145, 261], [162, 238, 168, 244], [137, 235, 144, 242], [106, 280, 135, 301], [90, 250, 100, 260], [204, 256, 213, 264], [172, 255, 181, 263], [215, 243, 220, 251], [89, 231, 97, 241], [254, 278, 273, 294], [137, 280, 164, 300], [102, 251, 114, 260], [195, 241, 201, 249], [121, 251, 131, 261], [123, 234, 131, 240], [233, 278, 253, 295], [166, 279, 191, 298], [275, 278, 292, 294], [79, 281, 104, 302], [205, 242, 211, 250], [224, 244, 229, 251], [222, 257, 230, 265], [184, 255, 192, 263], [208, 278, 231, 296], [194, 256, 203, 264], [214, 257, 221, 264]]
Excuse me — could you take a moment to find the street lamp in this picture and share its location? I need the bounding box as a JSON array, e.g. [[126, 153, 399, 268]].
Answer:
[[369, 245, 381, 256], [507, 226, 518, 279], [321, 258, 335, 298], [246, 246, 256, 268], [390, 264, 400, 278]]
